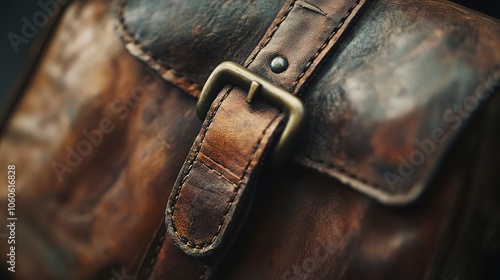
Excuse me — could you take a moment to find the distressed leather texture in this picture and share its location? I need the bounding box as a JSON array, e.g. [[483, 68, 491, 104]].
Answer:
[[0, 0, 202, 278], [116, 0, 288, 97], [0, 0, 499, 279], [118, 0, 500, 204], [164, 0, 369, 258]]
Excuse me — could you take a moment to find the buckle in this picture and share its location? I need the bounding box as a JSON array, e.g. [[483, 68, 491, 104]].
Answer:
[[197, 61, 306, 165]]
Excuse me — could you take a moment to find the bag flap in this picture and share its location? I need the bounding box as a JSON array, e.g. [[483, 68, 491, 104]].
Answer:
[[116, 0, 500, 204]]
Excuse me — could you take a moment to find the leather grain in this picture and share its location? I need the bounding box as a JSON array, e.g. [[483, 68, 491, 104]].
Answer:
[[116, 0, 288, 97], [0, 0, 202, 278], [164, 0, 369, 259], [296, 0, 500, 202], [0, 0, 498, 279], [119, 0, 500, 204]]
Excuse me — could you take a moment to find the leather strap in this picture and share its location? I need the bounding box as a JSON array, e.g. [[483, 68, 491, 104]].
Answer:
[[165, 0, 368, 258]]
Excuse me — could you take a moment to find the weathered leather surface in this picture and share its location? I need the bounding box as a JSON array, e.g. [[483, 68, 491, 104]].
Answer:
[[118, 0, 500, 204], [0, 0, 201, 278], [298, 0, 500, 203], [116, 0, 288, 96], [146, 91, 500, 280], [0, 0, 498, 279], [164, 0, 369, 260]]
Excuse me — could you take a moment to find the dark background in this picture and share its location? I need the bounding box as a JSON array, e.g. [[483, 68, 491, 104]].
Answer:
[[0, 0, 499, 106]]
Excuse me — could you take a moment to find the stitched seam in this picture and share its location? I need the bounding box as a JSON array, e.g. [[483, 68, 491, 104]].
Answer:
[[169, 0, 299, 250], [202, 114, 281, 248], [304, 156, 377, 187], [239, 115, 282, 181], [298, 0, 328, 16], [245, 0, 297, 67], [143, 231, 166, 279], [291, 0, 361, 92], [199, 265, 209, 280], [303, 69, 500, 190], [172, 114, 281, 249], [115, 0, 201, 93]]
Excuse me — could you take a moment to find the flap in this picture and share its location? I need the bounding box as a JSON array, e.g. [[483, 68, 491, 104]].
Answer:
[[116, 0, 500, 204]]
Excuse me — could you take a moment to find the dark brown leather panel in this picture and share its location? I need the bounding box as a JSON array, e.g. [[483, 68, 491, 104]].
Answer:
[[165, 0, 369, 258], [294, 0, 500, 203], [216, 96, 491, 279], [116, 0, 287, 97], [117, 0, 500, 205]]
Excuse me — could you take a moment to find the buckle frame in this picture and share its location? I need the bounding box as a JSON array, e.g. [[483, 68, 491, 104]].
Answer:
[[197, 61, 306, 165]]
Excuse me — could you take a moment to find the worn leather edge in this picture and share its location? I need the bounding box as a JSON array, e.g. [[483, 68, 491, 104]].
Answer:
[[292, 0, 364, 94], [115, 0, 202, 98], [165, 0, 370, 257], [296, 67, 500, 205], [135, 220, 167, 279], [114, 0, 500, 206]]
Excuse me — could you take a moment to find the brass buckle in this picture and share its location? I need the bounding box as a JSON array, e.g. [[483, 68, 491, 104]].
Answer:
[[197, 61, 306, 165]]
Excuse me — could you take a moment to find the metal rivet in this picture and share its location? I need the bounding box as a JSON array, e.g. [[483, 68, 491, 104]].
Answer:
[[270, 56, 288, 73]]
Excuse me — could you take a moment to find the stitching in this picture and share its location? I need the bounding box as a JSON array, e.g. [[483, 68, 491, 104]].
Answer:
[[239, 115, 282, 181], [304, 156, 377, 187], [203, 114, 282, 248], [200, 152, 240, 182], [245, 0, 297, 67], [143, 231, 166, 279], [291, 0, 361, 92], [115, 0, 201, 93], [172, 113, 281, 249], [199, 265, 209, 280], [298, 0, 328, 16], [168, 87, 232, 247], [303, 69, 500, 190], [169, 0, 299, 250], [169, 0, 362, 250]]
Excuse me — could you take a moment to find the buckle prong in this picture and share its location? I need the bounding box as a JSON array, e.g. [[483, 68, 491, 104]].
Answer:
[[246, 81, 261, 103], [196, 61, 306, 165]]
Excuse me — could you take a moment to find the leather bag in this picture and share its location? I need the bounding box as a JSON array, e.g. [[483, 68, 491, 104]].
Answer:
[[0, 0, 499, 279]]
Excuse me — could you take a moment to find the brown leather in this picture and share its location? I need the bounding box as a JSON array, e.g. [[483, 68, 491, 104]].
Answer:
[[118, 0, 500, 205], [295, 0, 500, 203], [0, 0, 499, 279], [116, 0, 288, 97], [217, 93, 500, 280], [165, 0, 369, 258], [0, 0, 201, 278]]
